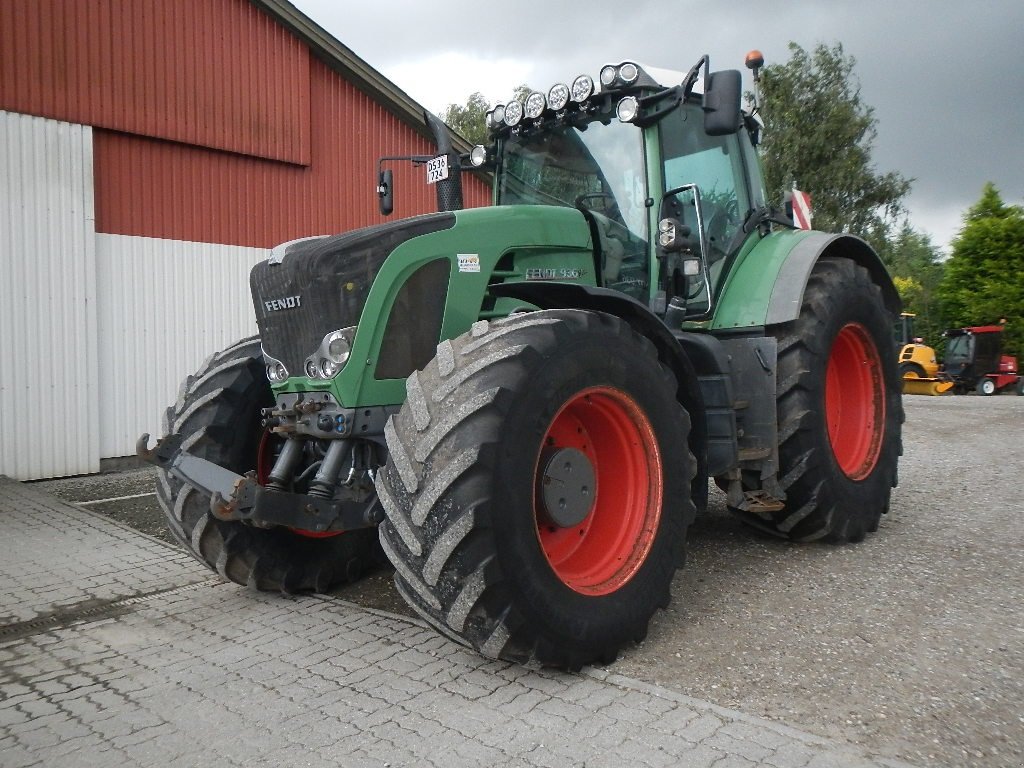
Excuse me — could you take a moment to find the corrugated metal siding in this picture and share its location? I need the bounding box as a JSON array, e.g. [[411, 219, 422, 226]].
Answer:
[[94, 57, 490, 248], [0, 111, 99, 480], [95, 234, 266, 458], [0, 0, 310, 165]]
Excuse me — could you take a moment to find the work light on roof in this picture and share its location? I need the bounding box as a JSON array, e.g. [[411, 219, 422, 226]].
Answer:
[[616, 96, 639, 123], [601, 62, 641, 89], [524, 91, 546, 119], [503, 99, 524, 126], [619, 62, 639, 83], [570, 74, 594, 103], [487, 105, 503, 129], [547, 83, 570, 111]]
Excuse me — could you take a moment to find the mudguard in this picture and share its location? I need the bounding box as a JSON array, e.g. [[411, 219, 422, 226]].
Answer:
[[711, 230, 901, 331]]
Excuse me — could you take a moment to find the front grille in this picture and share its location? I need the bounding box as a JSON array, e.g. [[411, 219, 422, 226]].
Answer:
[[250, 213, 455, 375]]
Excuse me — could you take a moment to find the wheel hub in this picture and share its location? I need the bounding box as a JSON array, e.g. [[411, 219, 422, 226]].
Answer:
[[539, 447, 596, 528]]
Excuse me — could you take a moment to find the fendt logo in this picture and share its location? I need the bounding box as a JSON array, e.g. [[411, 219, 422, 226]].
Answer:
[[264, 295, 302, 312]]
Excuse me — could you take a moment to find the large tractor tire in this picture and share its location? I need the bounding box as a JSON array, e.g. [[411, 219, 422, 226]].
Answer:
[[735, 257, 903, 542], [156, 336, 379, 592], [376, 310, 695, 670]]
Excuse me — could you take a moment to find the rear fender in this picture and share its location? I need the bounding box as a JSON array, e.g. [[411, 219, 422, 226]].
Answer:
[[711, 231, 901, 331]]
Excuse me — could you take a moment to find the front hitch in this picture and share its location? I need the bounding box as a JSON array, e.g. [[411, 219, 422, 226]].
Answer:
[[137, 433, 383, 533]]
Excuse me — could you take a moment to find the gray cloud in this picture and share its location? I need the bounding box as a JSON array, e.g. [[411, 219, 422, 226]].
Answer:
[[293, 0, 1024, 250]]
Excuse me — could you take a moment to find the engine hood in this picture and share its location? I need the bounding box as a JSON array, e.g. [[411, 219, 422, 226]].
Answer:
[[250, 213, 455, 375]]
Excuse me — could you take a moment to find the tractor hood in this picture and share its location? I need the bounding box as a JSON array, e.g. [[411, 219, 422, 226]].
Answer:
[[251, 213, 455, 376]]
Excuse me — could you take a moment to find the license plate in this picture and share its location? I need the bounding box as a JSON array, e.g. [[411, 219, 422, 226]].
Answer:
[[426, 155, 449, 184]]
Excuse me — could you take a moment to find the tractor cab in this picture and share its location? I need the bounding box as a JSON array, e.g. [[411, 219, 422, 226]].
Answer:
[[476, 57, 765, 325]]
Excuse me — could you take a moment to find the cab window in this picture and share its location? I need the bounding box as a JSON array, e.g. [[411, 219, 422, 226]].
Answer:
[[660, 105, 751, 263]]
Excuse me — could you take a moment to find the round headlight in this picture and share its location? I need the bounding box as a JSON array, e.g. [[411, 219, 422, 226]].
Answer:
[[484, 110, 496, 130], [305, 360, 319, 379], [571, 74, 594, 103], [503, 100, 524, 126], [470, 145, 487, 167], [524, 92, 546, 119], [327, 335, 351, 364], [547, 83, 570, 111], [600, 65, 617, 87], [619, 62, 639, 84], [320, 358, 340, 379], [491, 104, 506, 125], [266, 363, 286, 382], [616, 96, 639, 123]]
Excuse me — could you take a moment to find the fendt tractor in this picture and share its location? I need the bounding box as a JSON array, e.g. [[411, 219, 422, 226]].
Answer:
[[140, 52, 903, 670]]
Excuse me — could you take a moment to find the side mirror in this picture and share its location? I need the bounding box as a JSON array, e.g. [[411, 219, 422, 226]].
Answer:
[[377, 169, 393, 216], [703, 69, 742, 136]]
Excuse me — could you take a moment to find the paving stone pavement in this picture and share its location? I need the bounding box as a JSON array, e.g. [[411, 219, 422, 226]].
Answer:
[[0, 476, 918, 768]]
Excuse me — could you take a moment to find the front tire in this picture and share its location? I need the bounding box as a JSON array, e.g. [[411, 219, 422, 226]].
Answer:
[[899, 361, 926, 379], [734, 257, 903, 542], [377, 310, 695, 669], [157, 336, 379, 592], [977, 378, 996, 396]]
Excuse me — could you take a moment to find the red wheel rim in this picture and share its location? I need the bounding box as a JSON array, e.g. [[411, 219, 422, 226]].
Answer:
[[534, 386, 663, 596], [825, 323, 885, 480], [257, 429, 342, 539]]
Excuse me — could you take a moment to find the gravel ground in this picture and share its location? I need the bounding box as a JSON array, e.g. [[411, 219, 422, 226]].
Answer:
[[29, 393, 1024, 767]]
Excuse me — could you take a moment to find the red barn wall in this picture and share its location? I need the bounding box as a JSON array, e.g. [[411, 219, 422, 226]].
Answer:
[[0, 0, 311, 164], [92, 57, 489, 249], [2, 0, 491, 250]]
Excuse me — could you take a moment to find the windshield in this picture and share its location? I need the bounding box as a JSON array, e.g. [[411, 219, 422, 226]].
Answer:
[[497, 121, 648, 241], [945, 335, 972, 361], [496, 121, 649, 298]]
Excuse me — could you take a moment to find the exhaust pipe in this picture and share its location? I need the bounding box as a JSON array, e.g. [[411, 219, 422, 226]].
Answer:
[[423, 110, 463, 213]]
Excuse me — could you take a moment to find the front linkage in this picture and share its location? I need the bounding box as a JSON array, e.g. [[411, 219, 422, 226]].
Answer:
[[138, 396, 396, 535]]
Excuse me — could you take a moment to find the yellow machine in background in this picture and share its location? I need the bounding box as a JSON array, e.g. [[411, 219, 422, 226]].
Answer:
[[894, 313, 953, 395]]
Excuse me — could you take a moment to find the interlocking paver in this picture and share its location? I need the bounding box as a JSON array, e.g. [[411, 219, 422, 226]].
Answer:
[[1, 476, 919, 768]]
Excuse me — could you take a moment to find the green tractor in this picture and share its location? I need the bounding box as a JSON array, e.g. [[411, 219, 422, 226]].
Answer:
[[139, 53, 903, 670]]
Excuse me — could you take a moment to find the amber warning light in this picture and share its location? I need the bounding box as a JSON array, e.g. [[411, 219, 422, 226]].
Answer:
[[745, 50, 765, 110]]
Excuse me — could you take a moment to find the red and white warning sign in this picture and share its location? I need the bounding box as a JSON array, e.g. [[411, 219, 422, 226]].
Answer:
[[792, 188, 812, 230]]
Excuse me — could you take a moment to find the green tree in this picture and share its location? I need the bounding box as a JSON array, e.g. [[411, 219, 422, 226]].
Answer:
[[875, 222, 946, 346], [755, 42, 912, 238], [441, 86, 535, 146], [441, 91, 490, 145], [938, 183, 1024, 356]]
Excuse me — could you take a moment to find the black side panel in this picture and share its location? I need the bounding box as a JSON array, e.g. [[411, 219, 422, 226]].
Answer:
[[375, 259, 452, 380], [251, 213, 455, 374], [672, 332, 737, 478]]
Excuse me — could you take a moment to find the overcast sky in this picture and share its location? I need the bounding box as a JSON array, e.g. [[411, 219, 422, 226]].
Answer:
[[292, 0, 1023, 253]]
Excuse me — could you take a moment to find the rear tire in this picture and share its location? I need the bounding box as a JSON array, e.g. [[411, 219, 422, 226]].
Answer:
[[157, 336, 380, 592], [376, 310, 695, 669], [733, 257, 903, 542]]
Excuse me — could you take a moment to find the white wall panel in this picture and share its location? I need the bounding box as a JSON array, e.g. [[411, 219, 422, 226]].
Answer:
[[0, 111, 99, 480], [95, 234, 267, 459]]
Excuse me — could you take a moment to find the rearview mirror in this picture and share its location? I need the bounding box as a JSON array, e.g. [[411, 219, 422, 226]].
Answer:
[[703, 69, 741, 136], [377, 169, 393, 216]]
